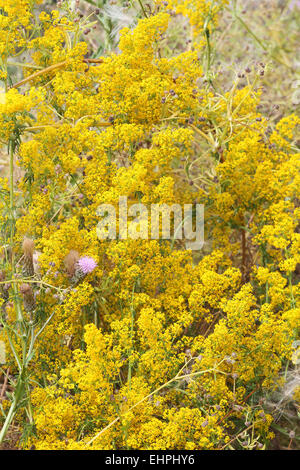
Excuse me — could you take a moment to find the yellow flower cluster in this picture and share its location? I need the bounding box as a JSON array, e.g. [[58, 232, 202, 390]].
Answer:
[[0, 1, 39, 64], [156, 0, 228, 37]]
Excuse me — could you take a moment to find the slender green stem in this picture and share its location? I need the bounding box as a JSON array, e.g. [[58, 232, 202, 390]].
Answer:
[[233, 12, 266, 51], [9, 141, 14, 269], [230, 3, 292, 69], [205, 27, 212, 77], [137, 0, 148, 18], [0, 370, 26, 443], [8, 141, 23, 323], [0, 141, 28, 445]]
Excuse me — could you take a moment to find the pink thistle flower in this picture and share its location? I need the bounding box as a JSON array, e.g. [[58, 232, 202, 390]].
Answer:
[[76, 256, 97, 275]]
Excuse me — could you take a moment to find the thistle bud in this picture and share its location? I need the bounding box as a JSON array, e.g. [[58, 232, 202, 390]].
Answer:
[[20, 283, 36, 312], [22, 238, 35, 277]]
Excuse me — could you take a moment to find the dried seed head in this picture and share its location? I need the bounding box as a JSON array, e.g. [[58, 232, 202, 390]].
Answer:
[[20, 283, 36, 312], [64, 250, 80, 278], [22, 237, 35, 258], [22, 237, 35, 277]]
